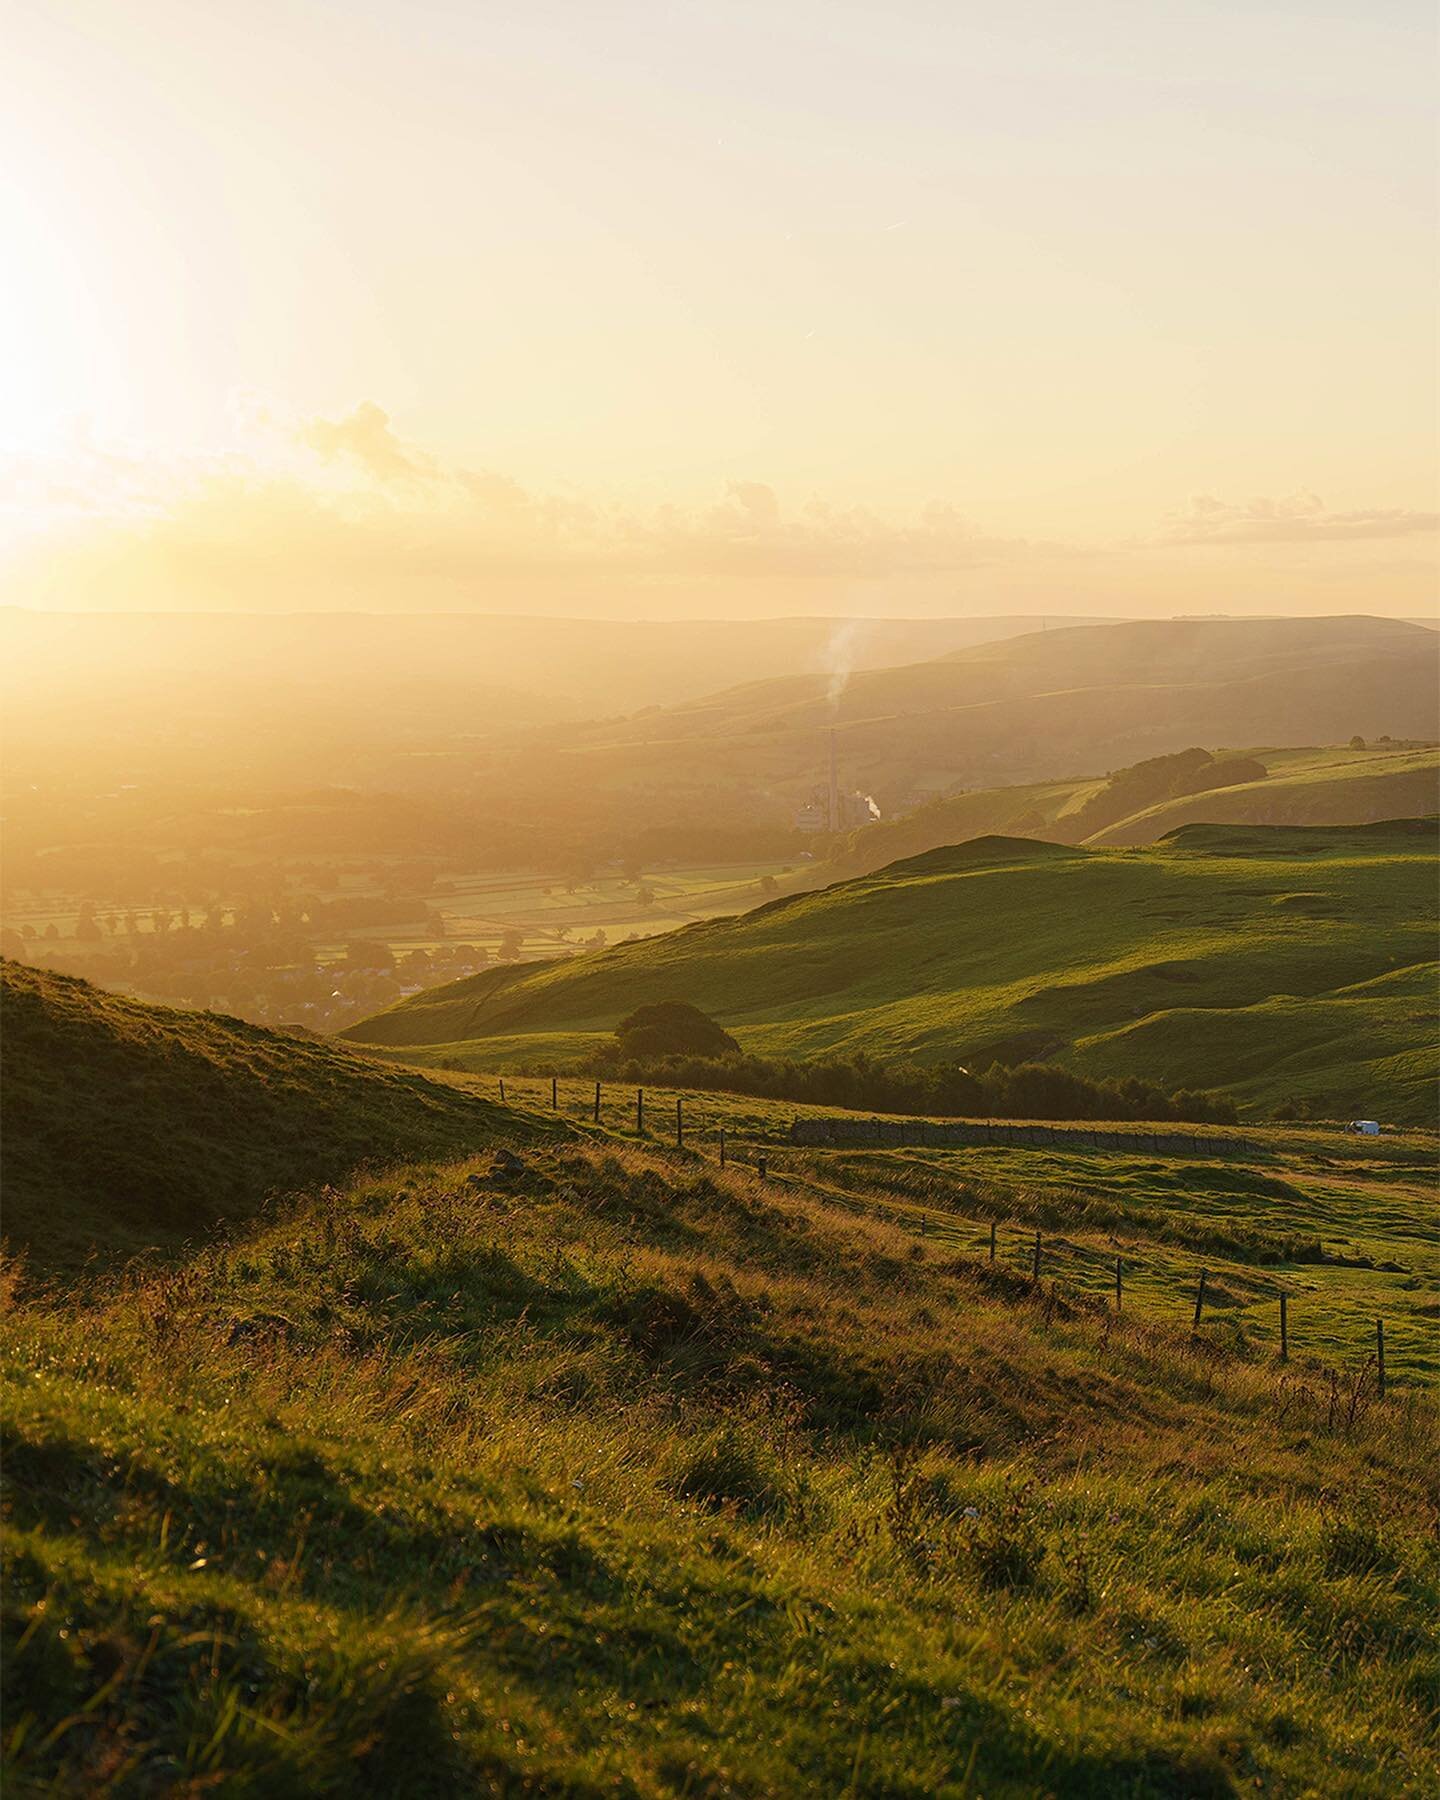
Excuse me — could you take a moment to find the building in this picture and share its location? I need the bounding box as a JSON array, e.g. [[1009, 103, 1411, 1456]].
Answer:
[[795, 729, 882, 833]]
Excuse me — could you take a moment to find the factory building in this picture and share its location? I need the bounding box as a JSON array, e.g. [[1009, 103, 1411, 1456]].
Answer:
[[795, 729, 882, 833]]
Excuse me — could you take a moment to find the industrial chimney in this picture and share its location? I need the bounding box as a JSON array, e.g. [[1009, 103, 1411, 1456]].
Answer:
[[827, 727, 840, 833]]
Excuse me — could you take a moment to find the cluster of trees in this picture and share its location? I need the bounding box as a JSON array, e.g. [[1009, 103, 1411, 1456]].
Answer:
[[588, 1006, 1237, 1124], [1068, 747, 1268, 839]]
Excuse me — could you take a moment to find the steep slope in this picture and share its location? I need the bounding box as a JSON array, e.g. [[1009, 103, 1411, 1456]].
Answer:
[[347, 820, 1439, 1121], [0, 962, 542, 1271], [547, 615, 1438, 813]]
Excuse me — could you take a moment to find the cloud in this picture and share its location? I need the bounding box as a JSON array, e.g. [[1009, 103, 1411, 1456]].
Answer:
[[6, 405, 1431, 618], [1161, 490, 1439, 545], [298, 402, 437, 484], [2, 407, 1043, 589]]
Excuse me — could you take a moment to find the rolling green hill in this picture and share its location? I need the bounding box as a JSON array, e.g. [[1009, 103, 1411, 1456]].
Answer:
[[0, 962, 543, 1272], [549, 615, 1438, 817], [1080, 744, 1439, 846], [348, 820, 1439, 1122], [822, 743, 1439, 875]]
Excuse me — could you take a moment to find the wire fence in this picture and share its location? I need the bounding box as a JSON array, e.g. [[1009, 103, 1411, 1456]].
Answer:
[[484, 1075, 1424, 1393]]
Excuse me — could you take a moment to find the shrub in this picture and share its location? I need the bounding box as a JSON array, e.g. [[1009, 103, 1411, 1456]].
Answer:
[[613, 1001, 740, 1061]]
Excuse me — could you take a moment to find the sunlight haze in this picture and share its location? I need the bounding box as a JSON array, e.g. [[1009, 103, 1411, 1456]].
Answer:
[[3, 0, 1435, 616]]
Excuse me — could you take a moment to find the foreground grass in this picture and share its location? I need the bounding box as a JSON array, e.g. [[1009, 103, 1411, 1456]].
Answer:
[[4, 1141, 1436, 1797]]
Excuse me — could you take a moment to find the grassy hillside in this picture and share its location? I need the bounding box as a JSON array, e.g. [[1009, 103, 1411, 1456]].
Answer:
[[549, 616, 1438, 815], [348, 820, 1439, 1123], [0, 962, 544, 1272], [821, 743, 1437, 876], [4, 1125, 1436, 1796], [444, 1070, 1440, 1386], [1081, 745, 1439, 846]]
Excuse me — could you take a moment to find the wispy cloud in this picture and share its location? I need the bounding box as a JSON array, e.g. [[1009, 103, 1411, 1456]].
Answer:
[[4, 407, 1432, 617], [1, 405, 1046, 589], [297, 401, 437, 484], [1161, 490, 1438, 545]]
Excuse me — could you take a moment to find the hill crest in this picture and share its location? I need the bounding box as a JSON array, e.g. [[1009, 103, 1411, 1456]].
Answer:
[[0, 961, 543, 1271]]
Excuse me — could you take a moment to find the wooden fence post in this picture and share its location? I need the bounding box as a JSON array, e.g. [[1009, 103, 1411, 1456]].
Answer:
[[499, 1077, 505, 1104], [636, 1088, 644, 1135], [1279, 1291, 1288, 1361], [757, 1154, 768, 1179], [989, 1219, 997, 1263], [675, 1096, 684, 1148], [1115, 1256, 1123, 1312], [551, 1075, 557, 1110], [1376, 1319, 1386, 1398], [1192, 1268, 1207, 1334], [1032, 1231, 1041, 1283], [719, 1127, 726, 1167], [593, 1081, 601, 1123]]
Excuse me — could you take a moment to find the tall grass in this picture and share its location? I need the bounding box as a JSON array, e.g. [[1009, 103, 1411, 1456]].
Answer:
[[5, 1141, 1436, 1796]]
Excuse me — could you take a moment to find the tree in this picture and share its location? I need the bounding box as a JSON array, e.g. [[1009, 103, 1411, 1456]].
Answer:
[[498, 928, 524, 962], [1349, 735, 1367, 751], [614, 1001, 740, 1061], [345, 939, 395, 970], [635, 885, 656, 909]]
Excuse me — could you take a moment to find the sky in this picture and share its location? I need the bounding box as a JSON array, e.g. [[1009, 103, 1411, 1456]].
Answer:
[[1, 0, 1435, 618]]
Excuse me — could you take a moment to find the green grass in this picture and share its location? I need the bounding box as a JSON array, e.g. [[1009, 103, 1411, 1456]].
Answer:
[[346, 821, 1439, 1123], [1082, 746, 1440, 847], [439, 1073, 1440, 1387], [0, 961, 551, 1274], [5, 1131, 1437, 1797], [5, 921, 1437, 1796], [823, 745, 1438, 877]]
